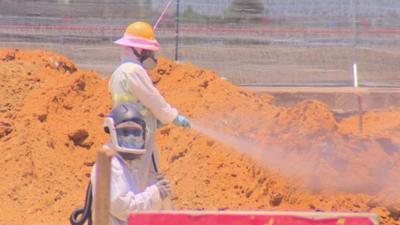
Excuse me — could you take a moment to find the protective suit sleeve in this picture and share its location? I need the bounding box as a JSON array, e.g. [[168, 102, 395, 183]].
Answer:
[[124, 64, 178, 124], [109, 158, 162, 222]]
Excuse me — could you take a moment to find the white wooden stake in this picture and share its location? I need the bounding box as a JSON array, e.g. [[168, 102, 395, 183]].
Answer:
[[353, 63, 359, 88]]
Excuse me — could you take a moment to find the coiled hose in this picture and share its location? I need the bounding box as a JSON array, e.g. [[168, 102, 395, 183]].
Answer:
[[70, 181, 93, 225]]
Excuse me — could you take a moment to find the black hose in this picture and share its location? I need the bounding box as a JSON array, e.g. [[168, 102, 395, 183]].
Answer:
[[151, 153, 158, 173], [70, 181, 93, 225]]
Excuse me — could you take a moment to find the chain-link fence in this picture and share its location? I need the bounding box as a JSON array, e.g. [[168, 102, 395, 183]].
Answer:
[[1, 0, 400, 87]]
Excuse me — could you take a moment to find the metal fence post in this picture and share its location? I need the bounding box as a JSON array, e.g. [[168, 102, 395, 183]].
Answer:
[[175, 0, 180, 61], [351, 0, 359, 87]]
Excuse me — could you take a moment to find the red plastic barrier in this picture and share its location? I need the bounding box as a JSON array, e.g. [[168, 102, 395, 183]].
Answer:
[[128, 211, 376, 225]]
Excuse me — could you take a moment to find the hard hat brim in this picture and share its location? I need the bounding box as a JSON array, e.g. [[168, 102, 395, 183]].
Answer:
[[114, 36, 160, 51]]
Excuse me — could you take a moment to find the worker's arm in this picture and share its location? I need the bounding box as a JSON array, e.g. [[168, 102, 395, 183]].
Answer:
[[109, 158, 162, 221], [125, 64, 178, 124]]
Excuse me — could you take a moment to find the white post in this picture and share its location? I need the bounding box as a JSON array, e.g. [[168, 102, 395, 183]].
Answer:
[[94, 146, 115, 225], [353, 63, 359, 87], [351, 0, 359, 87]]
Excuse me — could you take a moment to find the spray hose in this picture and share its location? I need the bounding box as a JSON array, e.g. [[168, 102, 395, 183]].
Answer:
[[70, 181, 93, 225]]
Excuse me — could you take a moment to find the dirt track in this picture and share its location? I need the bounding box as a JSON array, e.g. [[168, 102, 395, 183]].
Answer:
[[0, 49, 399, 225]]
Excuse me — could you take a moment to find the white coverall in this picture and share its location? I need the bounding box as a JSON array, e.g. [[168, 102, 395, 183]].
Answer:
[[92, 47, 178, 225], [91, 152, 161, 225]]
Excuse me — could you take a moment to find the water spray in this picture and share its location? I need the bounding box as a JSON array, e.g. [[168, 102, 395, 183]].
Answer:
[[190, 117, 400, 196], [190, 121, 315, 182]]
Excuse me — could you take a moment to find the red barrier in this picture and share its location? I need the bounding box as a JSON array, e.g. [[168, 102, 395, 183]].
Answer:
[[128, 211, 377, 225]]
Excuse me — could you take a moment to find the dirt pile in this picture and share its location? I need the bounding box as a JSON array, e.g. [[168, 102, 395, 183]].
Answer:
[[152, 58, 400, 224], [0, 49, 399, 225], [0, 49, 111, 224]]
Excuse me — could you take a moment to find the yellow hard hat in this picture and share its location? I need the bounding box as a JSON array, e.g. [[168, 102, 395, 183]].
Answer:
[[125, 22, 156, 40], [114, 21, 160, 51]]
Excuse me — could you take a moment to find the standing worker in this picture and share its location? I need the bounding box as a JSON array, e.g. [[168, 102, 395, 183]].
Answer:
[[70, 104, 175, 225], [70, 22, 190, 225], [92, 103, 174, 225], [110, 21, 190, 205], [110, 21, 191, 160]]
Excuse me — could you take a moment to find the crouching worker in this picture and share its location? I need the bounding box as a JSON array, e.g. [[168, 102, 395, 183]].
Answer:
[[70, 103, 172, 225]]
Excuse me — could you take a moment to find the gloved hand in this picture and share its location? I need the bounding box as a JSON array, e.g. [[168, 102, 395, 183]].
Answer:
[[174, 115, 191, 128], [155, 174, 172, 200]]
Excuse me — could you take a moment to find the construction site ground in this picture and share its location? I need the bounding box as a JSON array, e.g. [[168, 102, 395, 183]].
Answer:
[[0, 49, 399, 225], [3, 39, 400, 87]]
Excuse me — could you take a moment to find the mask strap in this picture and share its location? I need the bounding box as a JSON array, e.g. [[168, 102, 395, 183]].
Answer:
[[131, 48, 144, 63]]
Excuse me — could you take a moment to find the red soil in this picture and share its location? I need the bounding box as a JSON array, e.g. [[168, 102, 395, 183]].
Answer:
[[0, 49, 399, 225]]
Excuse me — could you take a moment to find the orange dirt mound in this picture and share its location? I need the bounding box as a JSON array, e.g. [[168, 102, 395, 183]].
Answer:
[[0, 49, 399, 225]]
